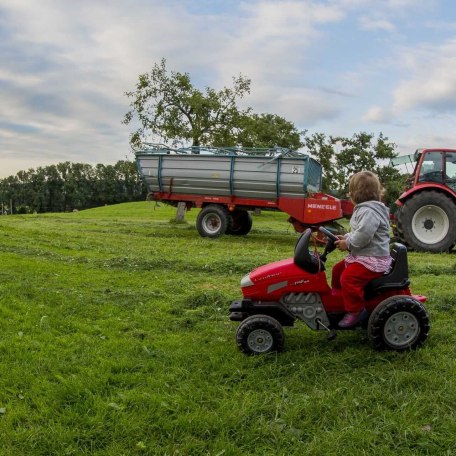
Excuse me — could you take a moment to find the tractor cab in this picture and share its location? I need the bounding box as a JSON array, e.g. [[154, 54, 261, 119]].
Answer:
[[392, 149, 456, 191], [416, 150, 456, 191]]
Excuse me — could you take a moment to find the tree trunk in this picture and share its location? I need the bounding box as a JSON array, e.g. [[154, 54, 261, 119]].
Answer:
[[175, 202, 186, 222]]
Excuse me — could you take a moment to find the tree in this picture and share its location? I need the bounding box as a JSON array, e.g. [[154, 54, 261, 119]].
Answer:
[[123, 58, 252, 148], [235, 113, 303, 149], [303, 132, 339, 193], [304, 131, 401, 205], [333, 132, 397, 192]]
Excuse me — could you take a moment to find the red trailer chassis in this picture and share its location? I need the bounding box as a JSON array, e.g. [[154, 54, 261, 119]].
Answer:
[[150, 190, 353, 237]]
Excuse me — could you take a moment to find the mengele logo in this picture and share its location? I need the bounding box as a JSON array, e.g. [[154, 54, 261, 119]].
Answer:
[[307, 203, 337, 210]]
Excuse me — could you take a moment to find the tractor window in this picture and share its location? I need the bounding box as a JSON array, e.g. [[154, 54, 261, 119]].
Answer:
[[418, 151, 444, 184], [445, 152, 456, 191]]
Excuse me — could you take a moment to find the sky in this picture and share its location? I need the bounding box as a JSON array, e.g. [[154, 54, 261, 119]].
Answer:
[[1, 0, 456, 178]]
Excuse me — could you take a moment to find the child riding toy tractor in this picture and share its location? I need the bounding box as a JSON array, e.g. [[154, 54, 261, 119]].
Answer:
[[229, 227, 430, 355]]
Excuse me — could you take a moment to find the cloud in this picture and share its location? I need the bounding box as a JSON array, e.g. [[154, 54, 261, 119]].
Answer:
[[362, 106, 387, 122], [248, 85, 341, 126], [359, 16, 396, 32], [386, 0, 427, 8], [393, 39, 456, 113], [211, 1, 344, 85], [395, 128, 456, 156], [209, 1, 346, 125], [0, 0, 195, 176]]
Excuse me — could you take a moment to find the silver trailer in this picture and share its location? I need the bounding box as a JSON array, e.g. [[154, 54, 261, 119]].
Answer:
[[136, 147, 322, 199], [136, 144, 347, 237]]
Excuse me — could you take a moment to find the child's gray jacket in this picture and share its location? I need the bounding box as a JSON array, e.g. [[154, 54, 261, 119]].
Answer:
[[346, 201, 390, 257]]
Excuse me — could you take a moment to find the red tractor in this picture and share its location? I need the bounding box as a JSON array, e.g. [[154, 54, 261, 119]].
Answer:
[[229, 227, 430, 355], [392, 149, 456, 252]]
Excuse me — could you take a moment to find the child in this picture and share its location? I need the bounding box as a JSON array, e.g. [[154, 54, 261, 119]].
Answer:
[[332, 171, 392, 328]]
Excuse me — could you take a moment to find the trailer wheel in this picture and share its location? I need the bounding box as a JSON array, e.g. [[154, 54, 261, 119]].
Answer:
[[196, 205, 231, 238], [236, 315, 285, 355], [368, 296, 430, 351], [227, 209, 253, 235], [398, 191, 456, 252]]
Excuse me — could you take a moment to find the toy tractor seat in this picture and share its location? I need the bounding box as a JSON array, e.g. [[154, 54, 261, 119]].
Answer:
[[364, 243, 410, 300], [294, 229, 324, 274]]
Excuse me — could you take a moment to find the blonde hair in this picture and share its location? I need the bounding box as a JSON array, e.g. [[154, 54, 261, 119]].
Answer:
[[348, 171, 383, 204]]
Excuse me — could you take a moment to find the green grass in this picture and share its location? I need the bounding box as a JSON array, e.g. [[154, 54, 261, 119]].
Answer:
[[0, 202, 455, 455]]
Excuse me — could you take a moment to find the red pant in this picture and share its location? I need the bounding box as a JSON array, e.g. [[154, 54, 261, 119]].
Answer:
[[331, 260, 384, 312]]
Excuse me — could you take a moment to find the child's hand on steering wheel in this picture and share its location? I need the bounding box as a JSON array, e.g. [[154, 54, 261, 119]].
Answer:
[[335, 236, 349, 251]]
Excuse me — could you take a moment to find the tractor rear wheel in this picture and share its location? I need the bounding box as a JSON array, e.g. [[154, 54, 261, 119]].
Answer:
[[196, 205, 231, 238], [236, 315, 285, 355], [397, 191, 456, 252], [391, 206, 405, 241], [368, 296, 430, 351]]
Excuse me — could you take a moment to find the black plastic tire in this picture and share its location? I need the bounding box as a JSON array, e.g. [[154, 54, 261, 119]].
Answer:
[[196, 205, 231, 238], [236, 315, 285, 355], [226, 209, 253, 236], [368, 295, 430, 351], [398, 191, 456, 252]]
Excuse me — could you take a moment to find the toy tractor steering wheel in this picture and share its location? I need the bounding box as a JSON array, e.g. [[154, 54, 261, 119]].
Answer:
[[318, 226, 338, 262], [318, 226, 338, 242]]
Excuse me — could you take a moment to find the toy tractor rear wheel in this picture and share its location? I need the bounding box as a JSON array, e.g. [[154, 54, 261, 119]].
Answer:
[[236, 315, 284, 355], [368, 296, 430, 351]]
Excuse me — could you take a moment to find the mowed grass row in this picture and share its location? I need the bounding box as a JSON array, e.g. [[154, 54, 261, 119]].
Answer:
[[0, 202, 455, 455]]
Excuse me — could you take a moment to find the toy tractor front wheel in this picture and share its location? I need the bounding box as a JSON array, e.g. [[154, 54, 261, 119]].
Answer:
[[236, 315, 284, 355], [368, 296, 430, 351]]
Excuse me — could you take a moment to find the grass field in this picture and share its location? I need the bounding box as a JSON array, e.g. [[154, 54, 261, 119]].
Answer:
[[0, 202, 455, 455]]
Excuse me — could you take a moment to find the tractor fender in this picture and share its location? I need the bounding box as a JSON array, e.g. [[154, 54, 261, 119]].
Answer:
[[396, 183, 456, 206]]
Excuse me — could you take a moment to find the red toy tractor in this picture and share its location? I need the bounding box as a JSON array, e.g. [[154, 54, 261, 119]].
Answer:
[[229, 227, 430, 355]]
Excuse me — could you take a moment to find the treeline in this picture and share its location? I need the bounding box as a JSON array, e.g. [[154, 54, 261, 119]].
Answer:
[[0, 160, 145, 214]]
